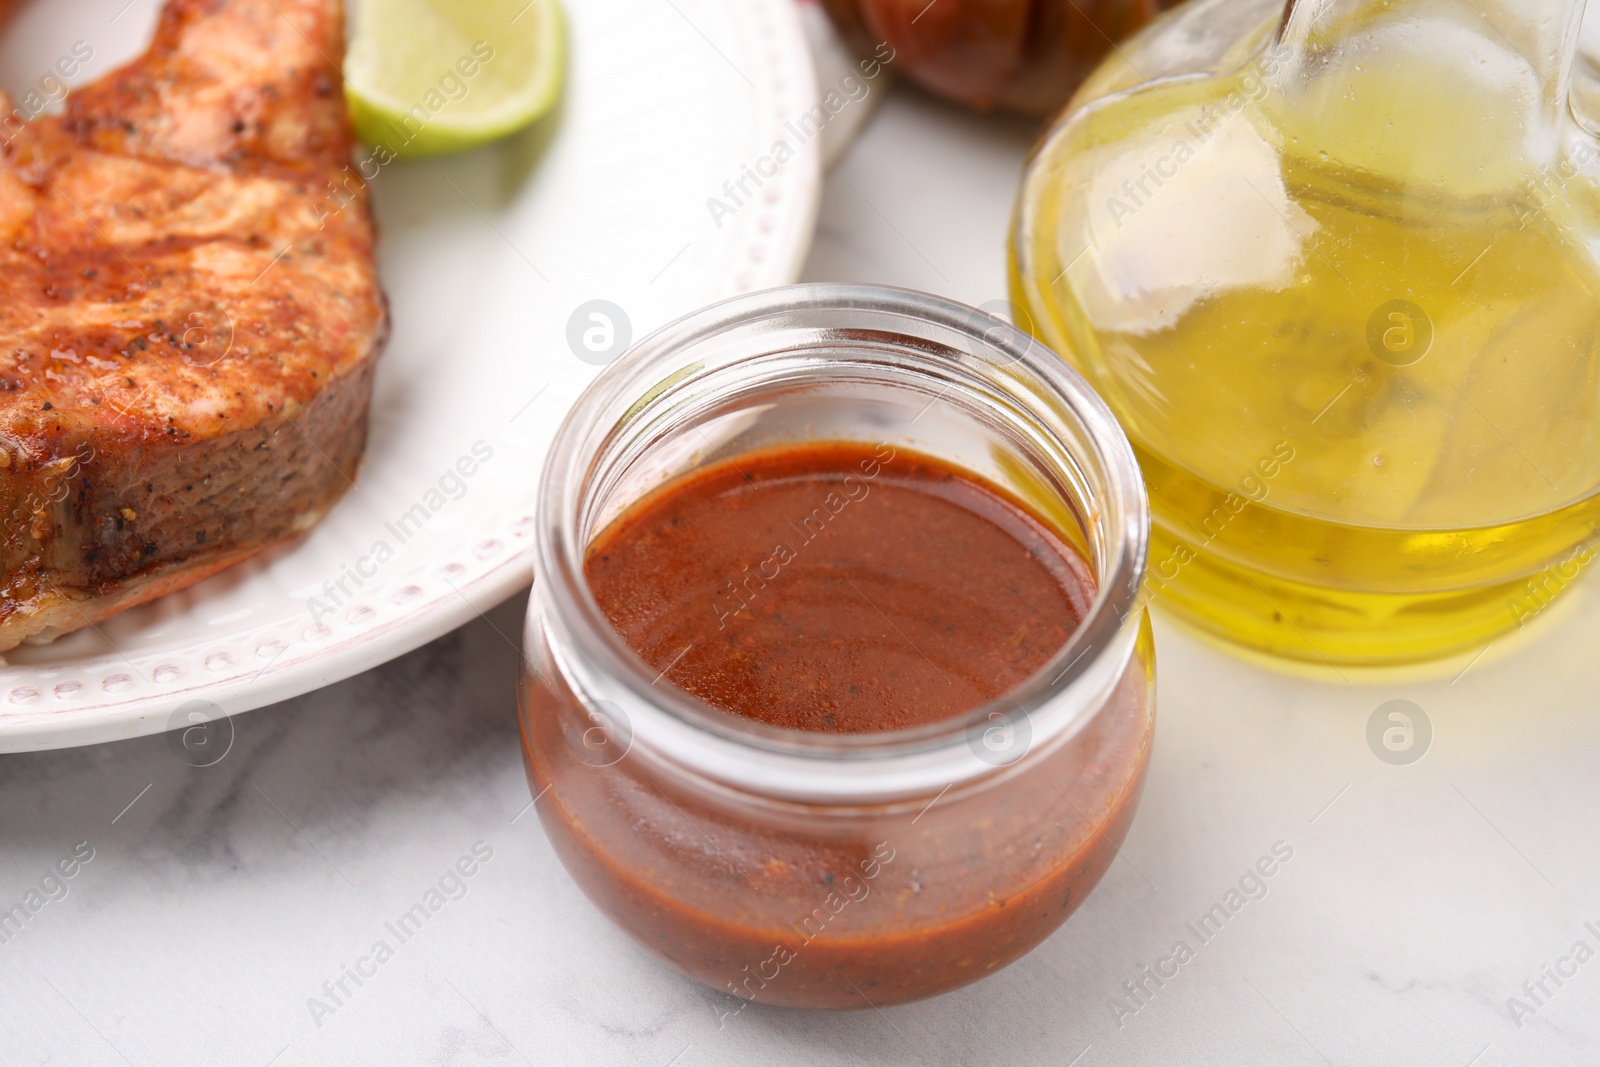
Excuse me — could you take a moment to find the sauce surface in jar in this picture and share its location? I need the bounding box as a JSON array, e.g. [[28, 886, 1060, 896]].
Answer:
[[586, 441, 1097, 731]]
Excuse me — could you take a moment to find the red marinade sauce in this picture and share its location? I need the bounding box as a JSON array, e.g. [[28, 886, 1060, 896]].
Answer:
[[584, 441, 1096, 730], [531, 439, 1149, 1009]]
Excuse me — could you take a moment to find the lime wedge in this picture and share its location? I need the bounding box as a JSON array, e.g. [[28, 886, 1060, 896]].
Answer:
[[344, 0, 564, 159]]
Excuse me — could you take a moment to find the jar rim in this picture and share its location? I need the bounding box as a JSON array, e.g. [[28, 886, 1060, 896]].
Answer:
[[533, 283, 1150, 802]]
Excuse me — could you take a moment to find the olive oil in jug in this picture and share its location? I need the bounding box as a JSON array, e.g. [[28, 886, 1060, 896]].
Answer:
[[1012, 0, 1600, 665]]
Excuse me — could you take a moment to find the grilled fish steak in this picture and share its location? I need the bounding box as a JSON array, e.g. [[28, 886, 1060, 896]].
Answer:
[[0, 0, 385, 651]]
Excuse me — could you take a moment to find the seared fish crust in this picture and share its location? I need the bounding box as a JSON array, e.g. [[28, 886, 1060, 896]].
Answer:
[[0, 0, 386, 650]]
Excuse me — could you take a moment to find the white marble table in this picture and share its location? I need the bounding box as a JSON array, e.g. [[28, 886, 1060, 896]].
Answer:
[[5, 84, 1600, 1067]]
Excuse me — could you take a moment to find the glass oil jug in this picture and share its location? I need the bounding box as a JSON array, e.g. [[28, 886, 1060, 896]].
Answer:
[[1011, 0, 1600, 666]]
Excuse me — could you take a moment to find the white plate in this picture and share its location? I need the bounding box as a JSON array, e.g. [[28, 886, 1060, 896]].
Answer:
[[0, 0, 821, 751]]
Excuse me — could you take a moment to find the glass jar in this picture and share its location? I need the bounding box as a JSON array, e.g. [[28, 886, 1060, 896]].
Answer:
[[519, 284, 1155, 1009], [1012, 0, 1600, 666]]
